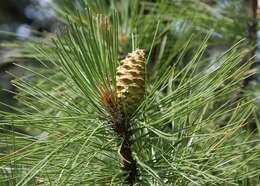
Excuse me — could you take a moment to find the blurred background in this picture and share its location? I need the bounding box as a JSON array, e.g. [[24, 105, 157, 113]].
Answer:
[[0, 0, 57, 111]]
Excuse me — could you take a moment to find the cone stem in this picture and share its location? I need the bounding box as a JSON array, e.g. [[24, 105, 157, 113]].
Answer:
[[114, 112, 137, 185]]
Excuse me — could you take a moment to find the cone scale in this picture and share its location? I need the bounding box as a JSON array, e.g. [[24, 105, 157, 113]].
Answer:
[[116, 49, 145, 114]]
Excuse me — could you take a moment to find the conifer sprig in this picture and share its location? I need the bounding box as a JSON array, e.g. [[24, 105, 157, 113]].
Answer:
[[53, 8, 119, 116], [0, 1, 260, 186]]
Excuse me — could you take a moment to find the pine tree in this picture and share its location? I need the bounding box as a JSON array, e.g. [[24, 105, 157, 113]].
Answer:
[[1, 1, 260, 185]]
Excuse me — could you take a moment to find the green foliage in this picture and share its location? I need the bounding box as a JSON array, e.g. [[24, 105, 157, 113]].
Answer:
[[1, 0, 260, 185]]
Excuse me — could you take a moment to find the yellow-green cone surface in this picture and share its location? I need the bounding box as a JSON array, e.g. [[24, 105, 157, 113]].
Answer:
[[116, 49, 145, 114]]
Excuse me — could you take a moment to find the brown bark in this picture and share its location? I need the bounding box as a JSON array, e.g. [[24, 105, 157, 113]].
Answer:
[[111, 111, 137, 185]]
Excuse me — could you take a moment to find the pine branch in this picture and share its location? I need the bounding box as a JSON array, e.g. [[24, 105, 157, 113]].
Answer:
[[116, 113, 137, 185], [1, 1, 260, 185]]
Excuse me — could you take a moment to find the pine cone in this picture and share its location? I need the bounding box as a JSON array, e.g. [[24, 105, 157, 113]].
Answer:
[[116, 49, 145, 114]]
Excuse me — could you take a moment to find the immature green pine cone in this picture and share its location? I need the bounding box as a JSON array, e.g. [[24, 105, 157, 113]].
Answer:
[[116, 49, 145, 114]]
